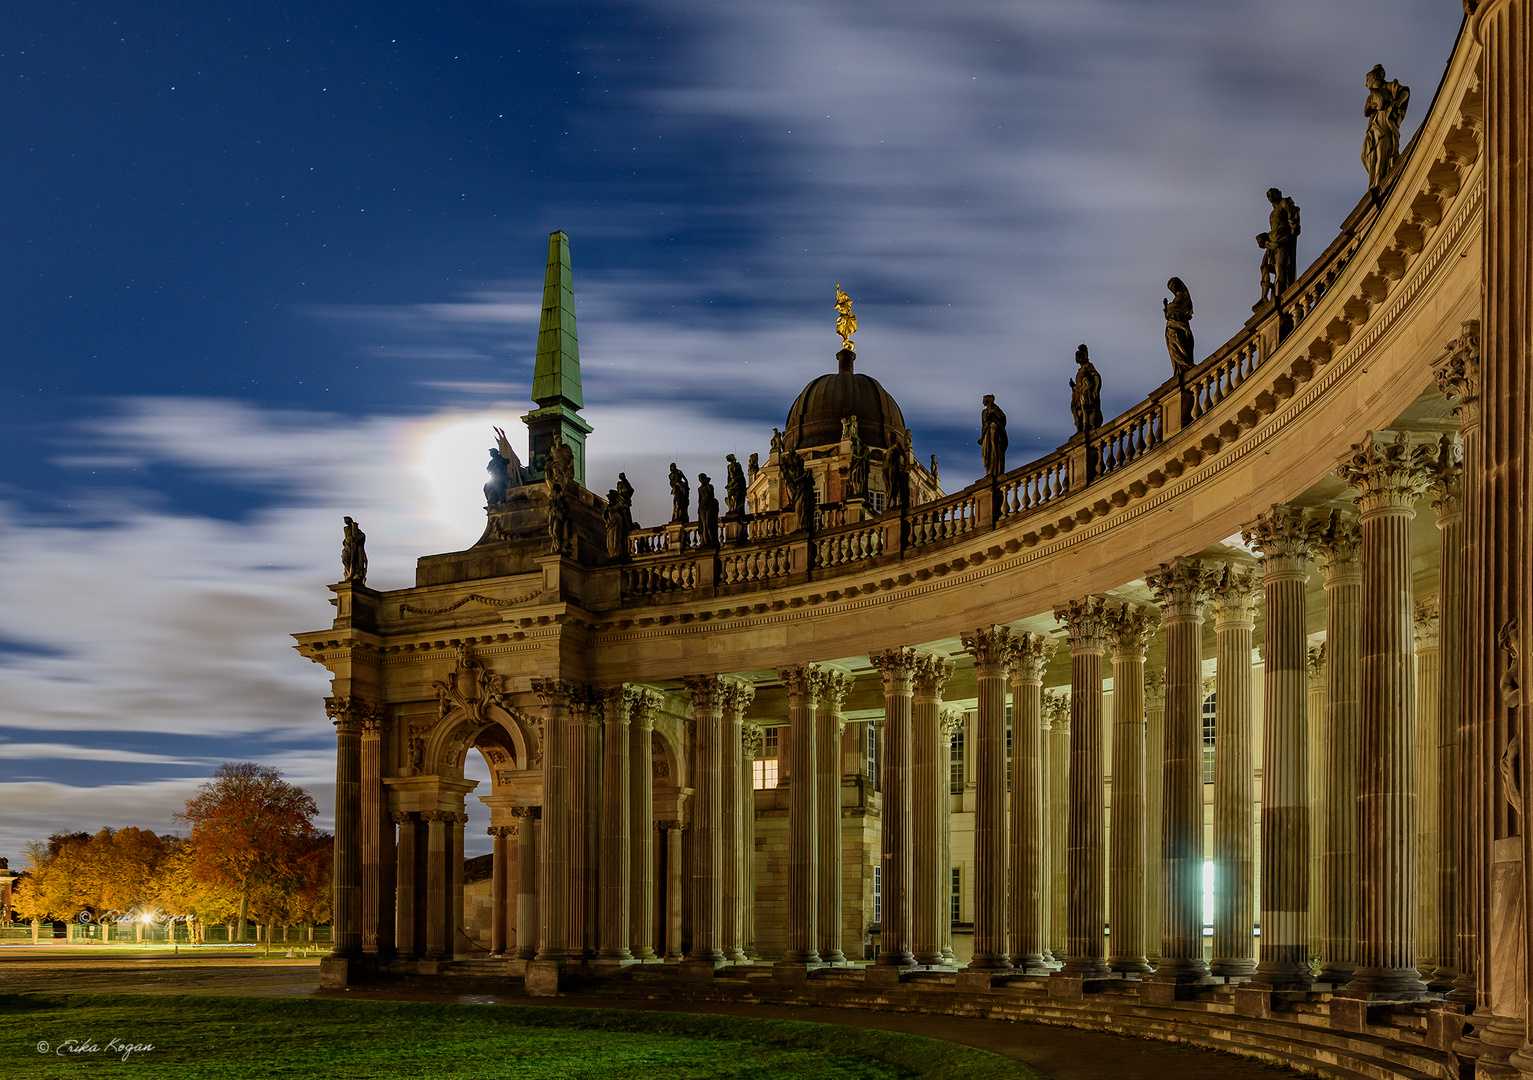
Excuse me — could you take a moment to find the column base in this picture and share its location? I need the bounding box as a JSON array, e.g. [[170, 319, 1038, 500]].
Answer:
[[526, 959, 564, 997], [966, 956, 1014, 971], [1334, 967, 1430, 1000], [1109, 958, 1153, 975], [1059, 958, 1111, 978], [1209, 958, 1257, 979], [318, 956, 354, 989]]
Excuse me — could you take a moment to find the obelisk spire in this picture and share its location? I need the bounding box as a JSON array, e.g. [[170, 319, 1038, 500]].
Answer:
[[523, 230, 593, 484]]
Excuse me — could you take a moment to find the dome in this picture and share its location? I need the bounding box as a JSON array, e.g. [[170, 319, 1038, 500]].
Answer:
[[783, 349, 907, 450]]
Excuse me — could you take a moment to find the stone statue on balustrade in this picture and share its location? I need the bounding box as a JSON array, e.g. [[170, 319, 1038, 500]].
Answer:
[[846, 418, 869, 500], [483, 426, 528, 506], [1255, 233, 1275, 305], [930, 455, 939, 483], [341, 516, 367, 585], [604, 491, 629, 559], [1264, 188, 1301, 297], [781, 447, 815, 528], [1163, 277, 1195, 381], [668, 462, 689, 523], [696, 473, 720, 547], [725, 454, 747, 517], [547, 490, 575, 558], [748, 453, 759, 480], [616, 472, 635, 517], [1069, 344, 1103, 435], [979, 394, 1008, 476], [545, 435, 576, 493], [884, 431, 912, 514], [770, 428, 784, 455], [1362, 64, 1410, 192]]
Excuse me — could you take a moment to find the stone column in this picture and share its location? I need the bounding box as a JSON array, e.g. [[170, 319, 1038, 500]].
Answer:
[[326, 696, 364, 958], [598, 685, 637, 963], [1146, 557, 1217, 986], [779, 663, 826, 965], [1051, 599, 1111, 978], [1335, 431, 1434, 998], [1144, 669, 1167, 963], [940, 707, 965, 962], [815, 671, 852, 964], [490, 824, 513, 956], [514, 807, 539, 960], [360, 707, 391, 955], [629, 690, 660, 961], [1307, 645, 1327, 968], [1414, 598, 1441, 979], [1245, 507, 1322, 990], [450, 812, 467, 959], [1008, 634, 1056, 972], [1206, 565, 1261, 980], [683, 675, 727, 968], [663, 821, 688, 960], [1432, 326, 1480, 1010], [531, 678, 572, 961], [424, 810, 448, 960], [721, 681, 755, 963], [394, 812, 417, 958], [742, 722, 764, 958], [569, 688, 602, 961], [1427, 435, 1464, 992], [871, 650, 920, 967], [1105, 606, 1157, 975], [913, 655, 956, 966], [1045, 690, 1071, 962], [961, 626, 1014, 969], [1314, 514, 1361, 985]]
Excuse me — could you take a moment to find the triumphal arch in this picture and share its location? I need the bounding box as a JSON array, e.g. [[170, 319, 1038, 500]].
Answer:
[[297, 7, 1533, 1076]]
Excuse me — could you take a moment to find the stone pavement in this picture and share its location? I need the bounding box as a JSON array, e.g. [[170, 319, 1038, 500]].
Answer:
[[0, 953, 1310, 1080]]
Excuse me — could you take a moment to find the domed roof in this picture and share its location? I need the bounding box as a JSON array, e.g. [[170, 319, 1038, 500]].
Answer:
[[784, 349, 907, 450]]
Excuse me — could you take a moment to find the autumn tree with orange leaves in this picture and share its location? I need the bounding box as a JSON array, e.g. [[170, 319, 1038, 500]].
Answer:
[[177, 762, 320, 941]]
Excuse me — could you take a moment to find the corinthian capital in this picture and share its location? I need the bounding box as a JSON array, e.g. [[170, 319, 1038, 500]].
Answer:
[[961, 625, 1014, 673], [741, 721, 765, 756], [816, 669, 853, 710], [777, 663, 827, 703], [721, 679, 756, 718], [1242, 504, 1323, 577], [1008, 632, 1057, 682], [1427, 432, 1463, 521], [1144, 668, 1167, 706], [1336, 430, 1435, 513], [1103, 604, 1158, 657], [1054, 596, 1111, 652], [1431, 319, 1480, 427], [1210, 564, 1262, 624], [913, 653, 956, 699], [530, 678, 574, 708], [1307, 643, 1326, 686], [683, 674, 728, 711], [1415, 596, 1441, 650], [1313, 510, 1361, 578], [1041, 690, 1070, 728], [325, 695, 371, 731], [870, 647, 923, 693], [1145, 557, 1217, 621]]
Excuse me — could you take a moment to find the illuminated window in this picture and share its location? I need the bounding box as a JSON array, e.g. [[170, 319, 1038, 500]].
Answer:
[[1005, 703, 1013, 792], [949, 730, 965, 793], [1202, 692, 1217, 783], [752, 728, 780, 790], [873, 865, 882, 926], [865, 722, 880, 790], [950, 866, 963, 924]]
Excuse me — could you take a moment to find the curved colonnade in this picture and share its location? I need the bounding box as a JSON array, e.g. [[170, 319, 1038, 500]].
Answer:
[[297, 11, 1533, 1079]]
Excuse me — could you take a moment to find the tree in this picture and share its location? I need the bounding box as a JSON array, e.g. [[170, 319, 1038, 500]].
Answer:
[[177, 762, 318, 941], [11, 828, 172, 927]]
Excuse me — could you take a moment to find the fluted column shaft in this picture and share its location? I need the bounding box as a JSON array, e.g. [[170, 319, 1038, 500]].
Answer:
[[1316, 519, 1361, 984], [664, 822, 686, 960], [1307, 647, 1328, 967], [720, 685, 753, 963], [514, 808, 539, 959], [1008, 636, 1055, 971], [1337, 431, 1434, 998], [914, 657, 955, 966], [963, 626, 1014, 969], [684, 675, 727, 965], [815, 673, 850, 964], [424, 811, 447, 960], [531, 679, 572, 961], [1144, 672, 1166, 962], [1054, 600, 1111, 978], [490, 825, 511, 956], [1106, 608, 1156, 974], [599, 686, 635, 962], [327, 698, 364, 958], [940, 709, 964, 962], [449, 812, 466, 959], [742, 723, 764, 958], [394, 812, 417, 958], [872, 652, 919, 966], [360, 713, 391, 955], [779, 664, 824, 964], [1147, 557, 1217, 983], [1245, 509, 1319, 989], [1428, 442, 1463, 992], [1209, 571, 1259, 979], [1414, 602, 1441, 979], [1046, 694, 1070, 961], [566, 691, 592, 960], [630, 695, 658, 960]]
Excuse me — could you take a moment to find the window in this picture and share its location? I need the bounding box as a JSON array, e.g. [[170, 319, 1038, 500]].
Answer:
[[949, 730, 965, 793], [753, 728, 780, 790], [950, 866, 963, 924], [865, 722, 880, 791], [1005, 703, 1013, 792], [873, 865, 882, 926], [1202, 692, 1217, 784], [869, 490, 886, 513]]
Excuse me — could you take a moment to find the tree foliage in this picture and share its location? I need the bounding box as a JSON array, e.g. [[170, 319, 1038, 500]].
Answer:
[[12, 828, 173, 922]]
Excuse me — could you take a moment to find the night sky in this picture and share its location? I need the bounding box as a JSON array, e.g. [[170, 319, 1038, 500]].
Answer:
[[0, 2, 1463, 858]]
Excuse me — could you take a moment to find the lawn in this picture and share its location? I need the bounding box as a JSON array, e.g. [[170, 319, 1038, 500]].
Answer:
[[0, 994, 1027, 1080]]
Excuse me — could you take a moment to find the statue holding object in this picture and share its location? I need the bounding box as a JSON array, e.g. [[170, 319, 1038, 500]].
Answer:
[[847, 421, 870, 499], [1263, 188, 1301, 297], [1163, 277, 1195, 380], [1362, 64, 1409, 192], [1070, 344, 1103, 435], [484, 426, 528, 506], [668, 463, 690, 523], [835, 284, 857, 351], [725, 454, 747, 517]]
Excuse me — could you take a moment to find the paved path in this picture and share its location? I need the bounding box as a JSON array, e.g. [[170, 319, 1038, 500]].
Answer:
[[0, 953, 1311, 1080]]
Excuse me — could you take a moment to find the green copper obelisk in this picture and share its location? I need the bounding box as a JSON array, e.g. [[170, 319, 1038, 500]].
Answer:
[[522, 230, 593, 485]]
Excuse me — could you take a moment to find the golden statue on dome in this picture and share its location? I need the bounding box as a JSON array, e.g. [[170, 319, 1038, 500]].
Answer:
[[835, 284, 857, 351]]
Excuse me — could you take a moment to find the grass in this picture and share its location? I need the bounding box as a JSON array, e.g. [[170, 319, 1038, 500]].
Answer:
[[0, 994, 1029, 1080]]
